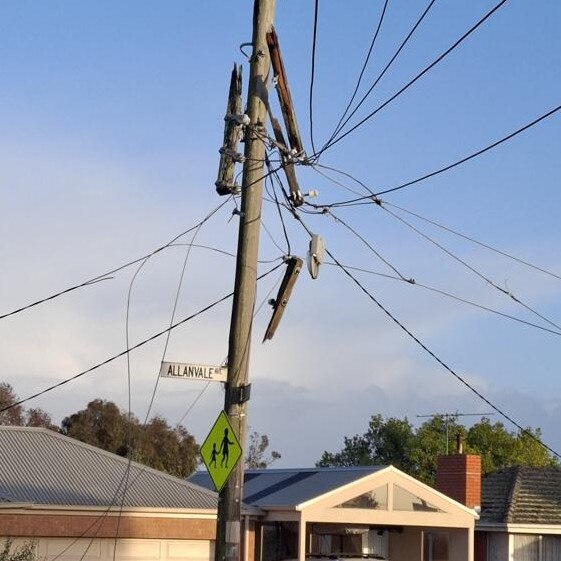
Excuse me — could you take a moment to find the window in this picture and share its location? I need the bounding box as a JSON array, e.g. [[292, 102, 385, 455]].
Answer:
[[335, 484, 388, 510], [423, 532, 449, 561], [543, 535, 561, 561], [394, 485, 443, 512], [512, 534, 539, 561]]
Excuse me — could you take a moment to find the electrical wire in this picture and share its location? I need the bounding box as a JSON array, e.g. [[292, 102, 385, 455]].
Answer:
[[175, 265, 286, 427], [327, 209, 412, 282], [307, 99, 561, 204], [322, 261, 561, 337], [142, 224, 205, 425], [290, 208, 561, 460], [1, 164, 283, 323], [382, 201, 561, 283], [309, 0, 320, 155], [380, 203, 561, 333], [320, 0, 437, 155], [326, 0, 390, 152], [320, 0, 509, 155], [375, 103, 561, 197], [0, 198, 233, 321], [0, 262, 284, 417]]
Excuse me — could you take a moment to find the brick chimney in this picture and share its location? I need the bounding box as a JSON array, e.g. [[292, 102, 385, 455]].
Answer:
[[436, 434, 481, 510]]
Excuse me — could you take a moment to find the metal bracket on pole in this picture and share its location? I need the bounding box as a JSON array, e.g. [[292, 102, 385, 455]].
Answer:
[[228, 384, 252, 405]]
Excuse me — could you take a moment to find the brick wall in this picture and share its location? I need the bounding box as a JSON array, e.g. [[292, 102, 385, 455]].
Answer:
[[436, 454, 481, 509], [0, 513, 216, 540]]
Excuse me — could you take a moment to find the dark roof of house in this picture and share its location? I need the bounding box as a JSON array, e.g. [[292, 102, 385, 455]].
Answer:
[[189, 466, 384, 508], [0, 426, 218, 510], [480, 465, 561, 525]]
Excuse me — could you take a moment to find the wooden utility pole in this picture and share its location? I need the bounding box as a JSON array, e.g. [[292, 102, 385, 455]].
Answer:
[[215, 1, 276, 560]]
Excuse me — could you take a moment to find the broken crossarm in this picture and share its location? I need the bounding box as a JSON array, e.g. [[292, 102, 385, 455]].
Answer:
[[263, 257, 303, 342], [216, 63, 243, 196]]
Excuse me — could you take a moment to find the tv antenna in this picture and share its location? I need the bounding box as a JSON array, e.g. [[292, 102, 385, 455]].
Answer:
[[416, 411, 495, 455]]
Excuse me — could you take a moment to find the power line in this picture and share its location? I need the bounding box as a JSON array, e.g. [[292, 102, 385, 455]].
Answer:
[[327, 209, 412, 282], [320, 0, 436, 155], [309, 0, 320, 155], [0, 262, 284, 417], [376, 104, 561, 197], [322, 261, 561, 338], [383, 201, 561, 282], [290, 208, 560, 459], [380, 202, 561, 334], [0, 198, 233, 321], [320, 0, 509, 154], [324, 0, 391, 151]]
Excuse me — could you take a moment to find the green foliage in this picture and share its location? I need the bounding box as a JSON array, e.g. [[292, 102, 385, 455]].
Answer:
[[318, 414, 558, 485], [245, 430, 281, 469], [0, 382, 56, 430], [0, 539, 36, 561], [61, 399, 199, 478]]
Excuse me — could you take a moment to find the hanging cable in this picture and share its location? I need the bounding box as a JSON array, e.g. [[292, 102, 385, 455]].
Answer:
[[382, 201, 561, 282], [0, 262, 284, 417], [380, 203, 561, 333], [309, 0, 320, 155], [290, 208, 561, 459], [320, 0, 509, 155], [325, 0, 391, 151]]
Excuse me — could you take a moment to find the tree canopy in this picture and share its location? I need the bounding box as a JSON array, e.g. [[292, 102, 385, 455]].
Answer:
[[318, 414, 558, 485], [245, 430, 281, 469], [60, 399, 199, 478], [0, 383, 56, 430]]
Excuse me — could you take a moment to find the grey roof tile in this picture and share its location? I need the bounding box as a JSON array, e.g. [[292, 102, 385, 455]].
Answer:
[[0, 426, 217, 509], [480, 466, 561, 525]]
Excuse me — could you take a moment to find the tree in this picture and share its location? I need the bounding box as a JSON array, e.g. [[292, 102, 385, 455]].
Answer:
[[0, 382, 56, 430], [318, 415, 415, 473], [0, 539, 36, 561], [318, 414, 558, 485], [245, 430, 281, 469], [61, 399, 199, 478], [0, 383, 23, 426]]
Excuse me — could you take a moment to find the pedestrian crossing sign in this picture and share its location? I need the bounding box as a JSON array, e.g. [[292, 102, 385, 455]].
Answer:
[[200, 411, 242, 492]]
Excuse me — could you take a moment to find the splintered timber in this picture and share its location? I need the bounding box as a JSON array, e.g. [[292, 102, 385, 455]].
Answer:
[[159, 362, 228, 383]]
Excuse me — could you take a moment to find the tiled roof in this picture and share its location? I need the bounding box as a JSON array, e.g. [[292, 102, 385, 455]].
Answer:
[[480, 466, 561, 524], [190, 466, 384, 508], [0, 426, 218, 510]]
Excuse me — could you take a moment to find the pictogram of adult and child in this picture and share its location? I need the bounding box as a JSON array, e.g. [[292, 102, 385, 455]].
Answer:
[[209, 428, 235, 469]]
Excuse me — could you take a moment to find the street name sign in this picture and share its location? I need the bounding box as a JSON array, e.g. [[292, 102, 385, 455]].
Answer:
[[200, 411, 242, 492], [159, 362, 227, 383]]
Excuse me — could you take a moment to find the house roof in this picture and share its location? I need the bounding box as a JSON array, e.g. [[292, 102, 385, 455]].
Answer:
[[190, 466, 384, 508], [480, 465, 561, 525], [0, 426, 218, 510]]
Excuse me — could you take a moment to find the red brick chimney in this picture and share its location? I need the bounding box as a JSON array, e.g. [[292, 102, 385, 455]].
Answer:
[[436, 434, 481, 510]]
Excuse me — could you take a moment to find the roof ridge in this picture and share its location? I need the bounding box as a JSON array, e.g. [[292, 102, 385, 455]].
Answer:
[[505, 465, 522, 523], [244, 466, 384, 474], [0, 426, 217, 499]]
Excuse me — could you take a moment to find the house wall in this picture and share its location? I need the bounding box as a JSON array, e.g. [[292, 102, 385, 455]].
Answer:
[[389, 527, 422, 561], [5, 537, 214, 561], [0, 512, 216, 539]]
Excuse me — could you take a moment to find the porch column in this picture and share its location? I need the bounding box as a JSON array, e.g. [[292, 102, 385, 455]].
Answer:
[[298, 516, 306, 561], [468, 525, 474, 561]]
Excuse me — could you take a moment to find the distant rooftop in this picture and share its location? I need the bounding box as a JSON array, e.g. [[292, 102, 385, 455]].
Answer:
[[190, 466, 384, 508], [480, 465, 561, 525], [0, 426, 218, 510]]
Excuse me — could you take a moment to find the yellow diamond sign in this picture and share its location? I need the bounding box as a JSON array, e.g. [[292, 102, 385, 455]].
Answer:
[[200, 411, 242, 492]]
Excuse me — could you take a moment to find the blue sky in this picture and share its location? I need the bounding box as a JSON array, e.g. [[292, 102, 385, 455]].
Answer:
[[1, 0, 560, 466]]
